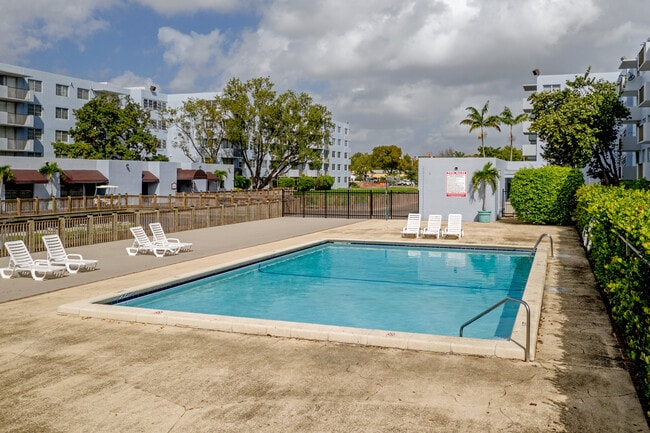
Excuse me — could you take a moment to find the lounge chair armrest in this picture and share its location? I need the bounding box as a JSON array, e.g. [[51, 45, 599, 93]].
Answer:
[[33, 259, 53, 266], [166, 237, 182, 243]]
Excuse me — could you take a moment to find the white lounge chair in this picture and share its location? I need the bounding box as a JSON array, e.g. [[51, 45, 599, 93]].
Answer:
[[42, 234, 98, 274], [127, 226, 180, 257], [421, 214, 442, 239], [149, 222, 192, 252], [401, 213, 421, 238], [442, 214, 464, 239], [0, 240, 66, 281]]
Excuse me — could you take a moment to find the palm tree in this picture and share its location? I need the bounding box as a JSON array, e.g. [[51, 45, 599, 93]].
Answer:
[[38, 161, 62, 197], [499, 106, 528, 161], [0, 165, 15, 201], [460, 101, 501, 157], [214, 169, 228, 189], [471, 162, 500, 212]]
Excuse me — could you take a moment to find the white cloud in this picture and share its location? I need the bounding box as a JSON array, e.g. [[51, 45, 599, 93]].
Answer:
[[135, 0, 243, 15], [108, 70, 153, 88], [0, 0, 119, 62]]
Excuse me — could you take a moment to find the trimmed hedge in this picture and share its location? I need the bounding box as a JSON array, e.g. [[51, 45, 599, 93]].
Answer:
[[575, 185, 650, 417], [277, 177, 296, 188], [510, 166, 584, 225]]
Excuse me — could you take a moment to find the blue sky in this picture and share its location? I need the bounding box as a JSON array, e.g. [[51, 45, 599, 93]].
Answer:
[[2, 0, 649, 157]]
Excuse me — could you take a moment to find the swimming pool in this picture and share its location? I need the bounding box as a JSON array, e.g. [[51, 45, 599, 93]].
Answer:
[[113, 242, 531, 339], [59, 240, 549, 361]]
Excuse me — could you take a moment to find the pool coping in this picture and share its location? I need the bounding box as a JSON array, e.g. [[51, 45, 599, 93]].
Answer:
[[58, 240, 549, 361]]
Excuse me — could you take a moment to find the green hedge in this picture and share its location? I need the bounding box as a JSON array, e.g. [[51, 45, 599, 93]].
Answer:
[[510, 166, 584, 225], [575, 185, 650, 417], [277, 177, 296, 188]]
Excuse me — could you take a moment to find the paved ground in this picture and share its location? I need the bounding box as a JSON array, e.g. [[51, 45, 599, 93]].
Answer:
[[0, 218, 648, 432]]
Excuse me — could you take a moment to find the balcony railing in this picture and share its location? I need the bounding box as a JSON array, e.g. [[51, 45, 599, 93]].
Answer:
[[0, 85, 32, 102], [0, 112, 33, 127], [0, 138, 34, 152]]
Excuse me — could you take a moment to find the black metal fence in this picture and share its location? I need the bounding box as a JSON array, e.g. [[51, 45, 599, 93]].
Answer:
[[502, 189, 515, 217], [282, 189, 419, 219]]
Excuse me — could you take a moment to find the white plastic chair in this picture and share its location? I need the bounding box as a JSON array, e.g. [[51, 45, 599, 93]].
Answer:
[[442, 214, 464, 239], [421, 214, 442, 239], [127, 226, 180, 257], [401, 213, 421, 238], [1, 240, 67, 281], [42, 234, 98, 274], [149, 222, 192, 252]]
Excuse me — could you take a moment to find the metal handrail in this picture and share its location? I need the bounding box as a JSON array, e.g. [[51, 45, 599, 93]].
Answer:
[[532, 233, 553, 257], [459, 297, 531, 362]]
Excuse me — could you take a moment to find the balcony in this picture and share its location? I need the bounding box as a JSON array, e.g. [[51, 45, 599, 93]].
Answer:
[[621, 134, 639, 151], [640, 85, 650, 108], [0, 138, 34, 152], [0, 112, 33, 127], [0, 85, 32, 102], [619, 57, 638, 70], [522, 97, 532, 113], [522, 144, 537, 157], [639, 124, 650, 144], [620, 74, 641, 97], [622, 106, 642, 124], [639, 42, 650, 71]]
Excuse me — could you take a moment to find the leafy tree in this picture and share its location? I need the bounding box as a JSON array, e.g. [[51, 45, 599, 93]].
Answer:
[[220, 77, 332, 190], [499, 106, 528, 161], [38, 161, 62, 197], [53, 94, 163, 161], [350, 152, 374, 180], [234, 175, 251, 190], [400, 154, 418, 182], [528, 69, 629, 185], [460, 101, 501, 157], [437, 147, 466, 157], [296, 175, 316, 191], [315, 175, 335, 190], [371, 145, 402, 175], [0, 165, 15, 199], [471, 162, 500, 211], [163, 98, 225, 163], [213, 169, 228, 189]]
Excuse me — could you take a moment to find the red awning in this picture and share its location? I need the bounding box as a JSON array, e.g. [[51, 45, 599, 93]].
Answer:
[[177, 169, 207, 180], [141, 170, 159, 183], [62, 170, 109, 184], [8, 169, 48, 184], [206, 172, 219, 181]]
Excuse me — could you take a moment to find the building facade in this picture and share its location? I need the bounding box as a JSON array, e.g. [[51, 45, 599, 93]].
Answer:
[[0, 62, 351, 192]]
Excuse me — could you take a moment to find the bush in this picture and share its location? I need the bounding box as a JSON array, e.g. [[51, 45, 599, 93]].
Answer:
[[509, 165, 584, 225], [296, 175, 316, 192], [234, 175, 251, 190], [277, 177, 296, 189], [315, 175, 334, 190], [349, 182, 359, 188], [575, 185, 650, 418]]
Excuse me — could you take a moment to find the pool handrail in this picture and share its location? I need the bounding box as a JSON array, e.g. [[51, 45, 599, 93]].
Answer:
[[459, 296, 531, 362], [532, 233, 553, 257]]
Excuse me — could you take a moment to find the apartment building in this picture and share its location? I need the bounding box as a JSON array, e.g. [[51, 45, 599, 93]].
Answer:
[[0, 62, 351, 191], [618, 38, 650, 180]]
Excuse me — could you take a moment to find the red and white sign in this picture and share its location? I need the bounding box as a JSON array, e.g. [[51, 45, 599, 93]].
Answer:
[[446, 171, 466, 197]]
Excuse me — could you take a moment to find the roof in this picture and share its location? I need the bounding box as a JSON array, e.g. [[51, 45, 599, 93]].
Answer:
[[61, 170, 109, 184], [206, 172, 219, 181], [177, 169, 207, 181], [8, 169, 48, 184], [141, 170, 159, 183]]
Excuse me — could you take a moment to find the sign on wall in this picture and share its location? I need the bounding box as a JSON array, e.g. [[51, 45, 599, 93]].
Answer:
[[445, 171, 466, 197]]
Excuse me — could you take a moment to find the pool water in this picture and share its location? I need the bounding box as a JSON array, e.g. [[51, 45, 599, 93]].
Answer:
[[115, 242, 533, 339]]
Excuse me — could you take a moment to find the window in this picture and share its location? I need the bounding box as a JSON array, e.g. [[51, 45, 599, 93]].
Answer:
[[77, 88, 89, 100], [542, 84, 561, 92], [55, 130, 69, 142], [28, 128, 43, 140], [143, 98, 166, 111], [55, 107, 69, 119], [28, 104, 42, 116], [28, 79, 42, 92], [56, 84, 69, 97]]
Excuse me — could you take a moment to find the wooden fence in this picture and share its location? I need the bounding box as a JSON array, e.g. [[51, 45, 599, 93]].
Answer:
[[0, 191, 283, 257]]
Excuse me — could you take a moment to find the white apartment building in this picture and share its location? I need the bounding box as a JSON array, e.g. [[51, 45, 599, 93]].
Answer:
[[618, 38, 650, 180], [521, 70, 620, 163], [0, 62, 351, 189]]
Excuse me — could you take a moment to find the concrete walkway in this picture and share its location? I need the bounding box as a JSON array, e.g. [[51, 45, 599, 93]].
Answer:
[[0, 218, 647, 432]]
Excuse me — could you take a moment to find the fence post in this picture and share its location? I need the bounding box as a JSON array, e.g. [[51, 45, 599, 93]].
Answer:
[[88, 215, 94, 245], [112, 213, 118, 241], [27, 220, 35, 251], [67, 196, 72, 213], [18, 198, 23, 216], [135, 211, 141, 228], [174, 208, 179, 231], [206, 206, 211, 228], [58, 217, 65, 239]]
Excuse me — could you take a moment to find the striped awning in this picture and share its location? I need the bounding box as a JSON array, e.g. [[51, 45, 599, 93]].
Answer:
[[142, 170, 159, 183], [62, 170, 108, 184], [8, 169, 48, 184]]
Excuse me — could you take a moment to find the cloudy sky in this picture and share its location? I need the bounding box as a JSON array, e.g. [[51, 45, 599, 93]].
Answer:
[[2, 0, 648, 157]]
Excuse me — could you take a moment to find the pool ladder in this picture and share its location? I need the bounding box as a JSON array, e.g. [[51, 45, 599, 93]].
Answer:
[[459, 297, 531, 362], [532, 233, 553, 257]]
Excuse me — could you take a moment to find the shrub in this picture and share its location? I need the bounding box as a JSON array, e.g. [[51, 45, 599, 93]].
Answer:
[[277, 177, 296, 189], [315, 175, 334, 190], [296, 175, 316, 192], [575, 185, 650, 418], [234, 175, 251, 190], [349, 182, 359, 189], [509, 165, 584, 225]]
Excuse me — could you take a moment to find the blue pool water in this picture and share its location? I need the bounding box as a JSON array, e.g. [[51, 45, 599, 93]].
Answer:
[[113, 242, 533, 339]]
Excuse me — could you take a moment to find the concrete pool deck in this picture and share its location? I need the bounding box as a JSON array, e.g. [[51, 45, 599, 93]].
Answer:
[[0, 218, 648, 432]]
